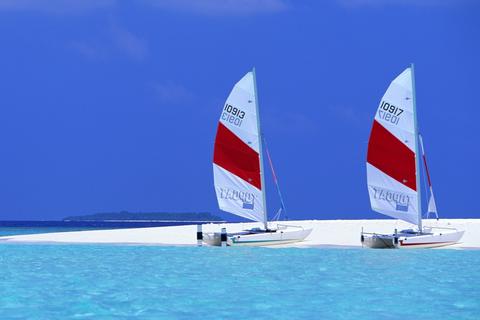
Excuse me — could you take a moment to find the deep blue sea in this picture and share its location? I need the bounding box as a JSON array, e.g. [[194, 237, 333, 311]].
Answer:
[[0, 226, 479, 319]]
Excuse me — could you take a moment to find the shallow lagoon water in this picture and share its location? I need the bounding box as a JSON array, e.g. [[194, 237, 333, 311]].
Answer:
[[0, 242, 479, 319]]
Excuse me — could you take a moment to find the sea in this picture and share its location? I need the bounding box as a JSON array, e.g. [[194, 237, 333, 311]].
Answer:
[[0, 223, 479, 319]]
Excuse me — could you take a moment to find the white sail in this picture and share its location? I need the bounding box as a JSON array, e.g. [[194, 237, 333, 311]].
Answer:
[[419, 134, 438, 217], [367, 68, 420, 225], [213, 72, 265, 223], [428, 187, 438, 214]]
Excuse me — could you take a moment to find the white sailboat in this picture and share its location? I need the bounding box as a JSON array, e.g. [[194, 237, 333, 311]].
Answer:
[[362, 64, 464, 248], [204, 69, 312, 246]]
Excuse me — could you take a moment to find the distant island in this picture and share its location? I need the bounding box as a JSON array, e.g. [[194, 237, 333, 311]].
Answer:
[[63, 211, 223, 222]]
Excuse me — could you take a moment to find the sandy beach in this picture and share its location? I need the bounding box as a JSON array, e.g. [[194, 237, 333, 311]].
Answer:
[[1, 219, 479, 248]]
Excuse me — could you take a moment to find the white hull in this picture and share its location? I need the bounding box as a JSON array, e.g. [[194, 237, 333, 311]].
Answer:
[[203, 227, 312, 247], [362, 227, 464, 249]]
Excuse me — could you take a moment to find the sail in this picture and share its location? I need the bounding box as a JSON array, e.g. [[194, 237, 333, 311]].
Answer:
[[427, 189, 438, 215], [367, 68, 420, 225], [419, 134, 438, 217], [213, 72, 265, 223]]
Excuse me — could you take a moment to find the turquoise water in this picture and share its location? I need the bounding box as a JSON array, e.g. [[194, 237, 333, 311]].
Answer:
[[0, 243, 479, 319]]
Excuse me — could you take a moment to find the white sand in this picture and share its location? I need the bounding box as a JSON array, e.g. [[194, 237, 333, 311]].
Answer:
[[1, 219, 479, 248]]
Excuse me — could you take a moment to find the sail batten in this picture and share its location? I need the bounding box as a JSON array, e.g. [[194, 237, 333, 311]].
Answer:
[[213, 71, 265, 223], [367, 67, 420, 226]]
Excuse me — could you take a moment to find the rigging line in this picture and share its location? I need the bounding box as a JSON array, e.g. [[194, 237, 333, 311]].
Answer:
[[272, 208, 282, 221], [263, 137, 287, 219]]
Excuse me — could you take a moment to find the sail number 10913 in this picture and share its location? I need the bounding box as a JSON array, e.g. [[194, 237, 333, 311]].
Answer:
[[378, 101, 403, 125], [221, 104, 245, 127]]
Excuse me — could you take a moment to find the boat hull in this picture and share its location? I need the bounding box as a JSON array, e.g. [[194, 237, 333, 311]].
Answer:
[[362, 235, 396, 248], [398, 230, 464, 248], [203, 227, 312, 247], [362, 228, 464, 249]]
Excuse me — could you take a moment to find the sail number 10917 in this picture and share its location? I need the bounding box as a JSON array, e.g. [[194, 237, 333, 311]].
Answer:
[[378, 101, 403, 125]]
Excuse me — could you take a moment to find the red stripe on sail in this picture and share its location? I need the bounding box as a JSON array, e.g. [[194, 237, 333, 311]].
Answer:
[[367, 120, 416, 191], [213, 122, 261, 190]]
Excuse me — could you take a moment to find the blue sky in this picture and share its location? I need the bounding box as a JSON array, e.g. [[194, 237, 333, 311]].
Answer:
[[0, 0, 479, 220]]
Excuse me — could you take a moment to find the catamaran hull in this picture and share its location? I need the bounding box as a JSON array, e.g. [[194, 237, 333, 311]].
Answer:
[[362, 229, 465, 249], [398, 230, 464, 248], [203, 228, 312, 247], [362, 235, 396, 248]]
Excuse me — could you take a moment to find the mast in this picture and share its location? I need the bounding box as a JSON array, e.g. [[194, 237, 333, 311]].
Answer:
[[252, 67, 269, 230], [411, 63, 423, 231], [252, 67, 268, 230]]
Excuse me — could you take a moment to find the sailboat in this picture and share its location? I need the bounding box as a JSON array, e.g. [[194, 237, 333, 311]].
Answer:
[[203, 69, 312, 246], [361, 64, 464, 249]]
